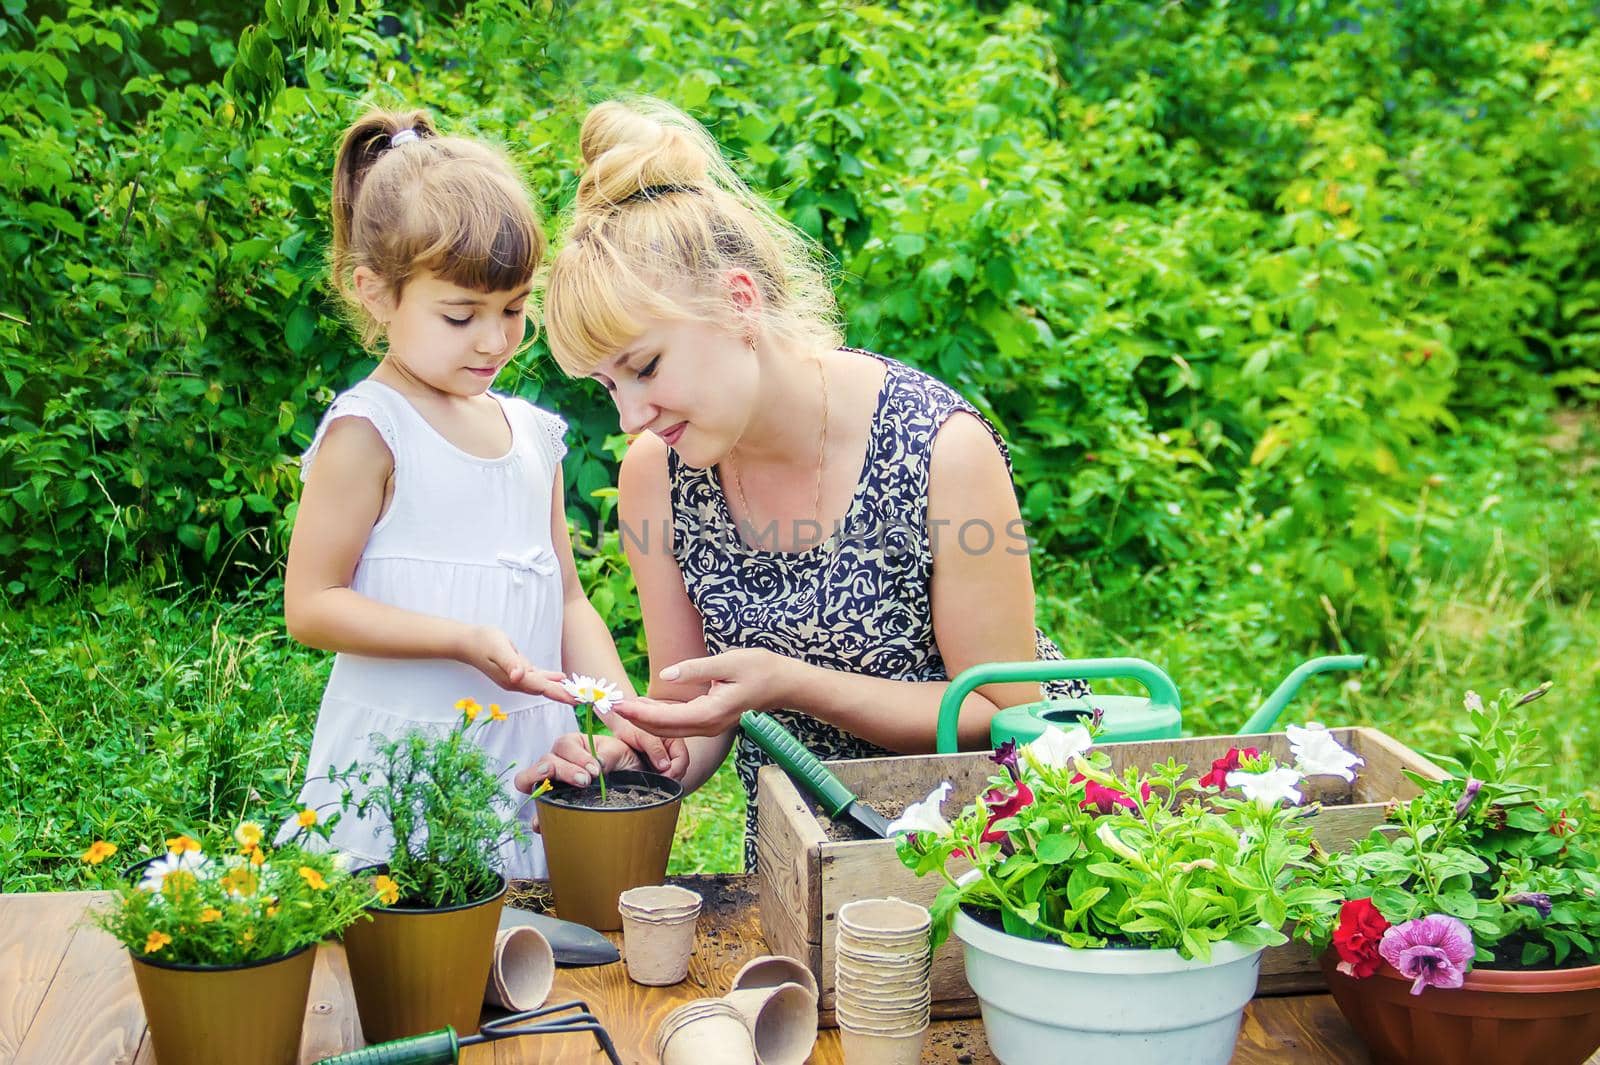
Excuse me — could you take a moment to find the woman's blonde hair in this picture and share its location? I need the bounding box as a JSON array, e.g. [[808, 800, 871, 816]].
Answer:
[[544, 98, 841, 374], [330, 107, 545, 349]]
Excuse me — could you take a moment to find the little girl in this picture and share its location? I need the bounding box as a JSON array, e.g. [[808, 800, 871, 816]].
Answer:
[[282, 108, 680, 878]]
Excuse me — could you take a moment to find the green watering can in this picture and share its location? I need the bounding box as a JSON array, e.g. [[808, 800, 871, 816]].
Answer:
[[933, 655, 1366, 753]]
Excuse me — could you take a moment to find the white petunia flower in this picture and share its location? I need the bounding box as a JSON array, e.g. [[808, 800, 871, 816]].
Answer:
[[1227, 766, 1304, 808], [137, 849, 212, 894], [886, 782, 954, 838], [1286, 723, 1364, 782], [1024, 725, 1094, 771], [561, 674, 623, 717]]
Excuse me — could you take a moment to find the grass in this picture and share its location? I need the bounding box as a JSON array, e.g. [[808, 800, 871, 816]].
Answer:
[[2, 407, 1594, 891]]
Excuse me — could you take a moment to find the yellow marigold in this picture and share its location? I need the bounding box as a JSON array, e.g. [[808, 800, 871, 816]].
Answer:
[[489, 704, 507, 722], [166, 835, 202, 855], [234, 822, 264, 849], [456, 697, 482, 722], [296, 808, 318, 828], [199, 908, 222, 923], [249, 846, 265, 867], [298, 866, 328, 891], [373, 874, 401, 906], [241, 929, 254, 944], [266, 904, 279, 917], [81, 840, 117, 865], [161, 870, 198, 898], [144, 931, 172, 954]]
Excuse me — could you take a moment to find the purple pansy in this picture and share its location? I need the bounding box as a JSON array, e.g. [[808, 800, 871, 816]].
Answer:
[[1378, 915, 1475, 996]]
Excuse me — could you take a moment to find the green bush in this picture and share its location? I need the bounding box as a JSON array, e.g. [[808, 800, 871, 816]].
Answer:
[[1, 0, 1596, 654]]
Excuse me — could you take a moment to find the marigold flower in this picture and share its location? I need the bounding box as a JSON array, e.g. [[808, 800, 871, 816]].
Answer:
[[296, 808, 318, 828], [199, 908, 222, 923], [266, 904, 279, 917], [166, 835, 202, 855], [143, 931, 172, 954], [298, 866, 328, 891], [374, 874, 401, 906], [249, 846, 266, 866], [234, 822, 264, 849], [456, 697, 483, 721], [161, 870, 199, 898], [81, 840, 118, 865], [241, 929, 254, 943], [489, 703, 507, 722], [221, 866, 259, 898]]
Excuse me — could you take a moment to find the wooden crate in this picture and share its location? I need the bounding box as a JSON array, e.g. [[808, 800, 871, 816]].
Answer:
[[756, 727, 1446, 1025]]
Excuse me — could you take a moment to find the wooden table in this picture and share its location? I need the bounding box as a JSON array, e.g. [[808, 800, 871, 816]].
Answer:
[[0, 876, 1431, 1064]]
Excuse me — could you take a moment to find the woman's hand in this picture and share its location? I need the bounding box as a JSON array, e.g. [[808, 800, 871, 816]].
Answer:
[[515, 732, 641, 795], [456, 624, 576, 703], [609, 648, 795, 738]]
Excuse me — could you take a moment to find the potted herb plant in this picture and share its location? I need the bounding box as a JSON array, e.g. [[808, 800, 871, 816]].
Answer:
[[304, 698, 524, 1044], [892, 723, 1351, 1065], [534, 674, 683, 931], [84, 825, 376, 1065], [1294, 684, 1600, 1065]]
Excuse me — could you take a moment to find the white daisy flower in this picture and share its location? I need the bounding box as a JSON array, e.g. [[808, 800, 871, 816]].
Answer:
[[137, 849, 212, 894], [561, 674, 623, 717]]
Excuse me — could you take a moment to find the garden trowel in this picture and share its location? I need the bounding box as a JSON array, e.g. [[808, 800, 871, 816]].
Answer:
[[499, 906, 619, 966], [740, 711, 892, 838]]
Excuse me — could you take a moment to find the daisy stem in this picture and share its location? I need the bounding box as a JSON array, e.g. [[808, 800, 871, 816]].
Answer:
[[582, 707, 607, 800]]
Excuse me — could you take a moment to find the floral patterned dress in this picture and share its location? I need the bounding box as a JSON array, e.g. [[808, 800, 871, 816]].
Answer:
[[667, 351, 1088, 870]]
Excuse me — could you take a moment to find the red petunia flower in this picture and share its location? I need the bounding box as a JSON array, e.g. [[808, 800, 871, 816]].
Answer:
[[980, 781, 1035, 843], [1199, 746, 1260, 789], [1332, 897, 1390, 979], [1074, 774, 1151, 815]]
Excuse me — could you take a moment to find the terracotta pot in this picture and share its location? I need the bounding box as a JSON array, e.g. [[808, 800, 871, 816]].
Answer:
[[1320, 951, 1600, 1065], [343, 868, 506, 1043], [535, 770, 683, 931], [130, 944, 317, 1065]]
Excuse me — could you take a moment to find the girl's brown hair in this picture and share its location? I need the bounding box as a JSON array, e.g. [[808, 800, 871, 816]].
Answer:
[[330, 108, 545, 348], [544, 97, 841, 374]]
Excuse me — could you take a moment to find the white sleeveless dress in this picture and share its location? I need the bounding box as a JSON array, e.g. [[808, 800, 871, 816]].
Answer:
[[283, 378, 577, 879]]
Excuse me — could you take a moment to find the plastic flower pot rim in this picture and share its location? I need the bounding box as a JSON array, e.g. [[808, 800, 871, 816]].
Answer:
[[129, 941, 316, 974], [351, 862, 507, 914], [951, 869, 1270, 973]]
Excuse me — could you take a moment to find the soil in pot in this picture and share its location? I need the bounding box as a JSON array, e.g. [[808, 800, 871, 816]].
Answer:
[[539, 782, 675, 810], [535, 769, 683, 931]]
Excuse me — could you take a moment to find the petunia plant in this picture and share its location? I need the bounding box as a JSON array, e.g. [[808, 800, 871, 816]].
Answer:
[[1293, 684, 1600, 989], [85, 824, 378, 967], [893, 725, 1349, 961], [301, 698, 524, 909], [560, 674, 623, 800]]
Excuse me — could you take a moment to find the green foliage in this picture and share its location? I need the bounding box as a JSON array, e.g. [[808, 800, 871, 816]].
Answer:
[[1295, 685, 1600, 970], [900, 740, 1329, 960], [88, 831, 377, 966], [314, 707, 519, 908]]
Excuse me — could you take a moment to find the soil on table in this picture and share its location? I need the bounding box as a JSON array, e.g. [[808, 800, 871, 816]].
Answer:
[[540, 782, 674, 810]]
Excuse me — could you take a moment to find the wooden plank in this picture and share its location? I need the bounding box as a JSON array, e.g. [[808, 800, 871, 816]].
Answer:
[[12, 911, 144, 1064], [755, 765, 824, 970], [299, 943, 363, 1064], [0, 892, 94, 1061]]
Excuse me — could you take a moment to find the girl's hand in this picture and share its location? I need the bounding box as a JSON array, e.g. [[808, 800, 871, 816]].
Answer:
[[456, 625, 576, 703], [609, 648, 791, 738], [514, 733, 640, 807]]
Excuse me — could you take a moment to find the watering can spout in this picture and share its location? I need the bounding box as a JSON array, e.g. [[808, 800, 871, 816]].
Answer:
[[1238, 654, 1366, 735]]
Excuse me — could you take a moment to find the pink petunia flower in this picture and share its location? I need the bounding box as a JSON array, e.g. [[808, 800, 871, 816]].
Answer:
[[1378, 915, 1475, 996]]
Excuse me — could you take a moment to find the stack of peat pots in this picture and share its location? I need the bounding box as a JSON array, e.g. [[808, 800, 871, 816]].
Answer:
[[834, 897, 933, 1064]]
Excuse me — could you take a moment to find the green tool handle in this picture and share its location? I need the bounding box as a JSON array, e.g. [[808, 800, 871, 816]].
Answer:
[[312, 1029, 460, 1065], [935, 658, 1181, 754], [740, 711, 856, 817]]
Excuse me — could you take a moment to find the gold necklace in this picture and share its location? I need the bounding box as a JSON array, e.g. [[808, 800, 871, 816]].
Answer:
[[730, 355, 830, 545]]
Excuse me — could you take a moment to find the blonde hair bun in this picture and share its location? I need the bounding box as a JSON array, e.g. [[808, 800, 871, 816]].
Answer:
[[575, 100, 713, 213]]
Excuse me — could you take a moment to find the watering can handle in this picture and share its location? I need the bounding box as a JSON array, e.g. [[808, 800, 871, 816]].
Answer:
[[1237, 654, 1367, 733], [935, 658, 1179, 754]]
